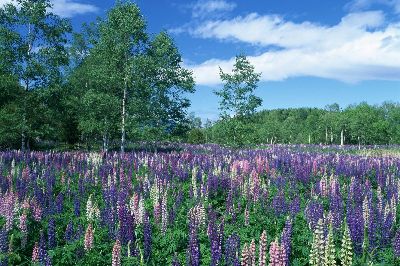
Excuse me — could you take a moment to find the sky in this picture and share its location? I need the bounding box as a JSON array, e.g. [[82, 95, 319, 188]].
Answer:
[[2, 0, 400, 121]]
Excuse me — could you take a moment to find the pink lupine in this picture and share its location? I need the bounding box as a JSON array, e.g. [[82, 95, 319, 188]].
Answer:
[[0, 192, 17, 231], [269, 238, 283, 266], [112, 239, 122, 266], [84, 224, 94, 251], [31, 200, 42, 222], [249, 239, 256, 266], [259, 231, 267, 266], [32, 242, 39, 263], [241, 243, 249, 266]]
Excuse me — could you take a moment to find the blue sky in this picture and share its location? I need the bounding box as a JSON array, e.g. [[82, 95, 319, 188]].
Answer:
[[2, 0, 399, 121]]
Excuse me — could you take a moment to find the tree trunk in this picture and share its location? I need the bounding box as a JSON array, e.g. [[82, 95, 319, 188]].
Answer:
[[121, 79, 127, 153], [340, 129, 344, 146], [330, 128, 333, 144], [103, 134, 108, 153], [325, 127, 328, 144], [308, 134, 311, 144]]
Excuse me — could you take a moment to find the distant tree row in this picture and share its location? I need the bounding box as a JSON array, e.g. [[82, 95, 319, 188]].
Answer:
[[0, 0, 194, 151], [189, 102, 400, 146]]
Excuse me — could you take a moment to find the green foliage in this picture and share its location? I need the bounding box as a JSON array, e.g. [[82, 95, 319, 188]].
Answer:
[[208, 102, 400, 146]]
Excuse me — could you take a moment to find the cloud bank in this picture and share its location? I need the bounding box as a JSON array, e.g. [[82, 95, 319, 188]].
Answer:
[[182, 10, 400, 86]]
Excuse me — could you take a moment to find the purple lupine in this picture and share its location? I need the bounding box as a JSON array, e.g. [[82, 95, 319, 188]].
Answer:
[[289, 196, 300, 216], [56, 193, 63, 214], [0, 228, 7, 255], [305, 200, 324, 230], [48, 218, 56, 249], [281, 218, 292, 265], [347, 205, 364, 254], [74, 196, 81, 217], [172, 254, 181, 266], [65, 221, 74, 243], [224, 233, 241, 266], [39, 230, 50, 265], [187, 222, 200, 266], [381, 211, 394, 247], [272, 192, 287, 217], [143, 212, 152, 261]]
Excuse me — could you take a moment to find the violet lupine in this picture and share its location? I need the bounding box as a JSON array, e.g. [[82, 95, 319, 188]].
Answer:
[[65, 221, 74, 243], [347, 205, 364, 254], [47, 218, 56, 249], [84, 223, 94, 252], [280, 218, 292, 266], [112, 239, 121, 266], [188, 214, 201, 266], [259, 231, 267, 266], [225, 233, 241, 266], [0, 228, 7, 255], [305, 200, 324, 231]]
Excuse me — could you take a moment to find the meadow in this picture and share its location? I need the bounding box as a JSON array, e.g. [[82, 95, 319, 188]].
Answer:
[[0, 144, 399, 265]]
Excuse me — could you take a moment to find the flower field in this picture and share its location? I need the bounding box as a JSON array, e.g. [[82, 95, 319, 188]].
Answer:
[[0, 144, 400, 265]]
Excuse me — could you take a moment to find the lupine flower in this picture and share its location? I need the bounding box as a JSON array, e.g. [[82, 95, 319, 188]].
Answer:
[[84, 223, 94, 251], [244, 206, 250, 226], [188, 204, 206, 230], [241, 243, 249, 266], [259, 231, 267, 266], [65, 221, 74, 243], [225, 233, 241, 266], [188, 222, 200, 266], [32, 242, 39, 263], [161, 192, 168, 235], [324, 223, 336, 266], [18, 212, 28, 248], [86, 195, 100, 222], [393, 229, 400, 257], [340, 222, 353, 266], [269, 238, 282, 266], [0, 228, 7, 254], [309, 218, 325, 266], [143, 212, 152, 261], [249, 239, 256, 266], [48, 218, 56, 249], [280, 218, 292, 265], [112, 239, 121, 266]]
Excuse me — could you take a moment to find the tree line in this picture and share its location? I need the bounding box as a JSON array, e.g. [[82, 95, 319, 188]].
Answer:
[[188, 102, 400, 146], [0, 0, 194, 151]]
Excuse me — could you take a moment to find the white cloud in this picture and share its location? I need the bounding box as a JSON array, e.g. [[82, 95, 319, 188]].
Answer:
[[191, 0, 236, 18], [346, 0, 400, 13], [182, 11, 400, 86], [0, 0, 98, 18], [51, 0, 98, 18]]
